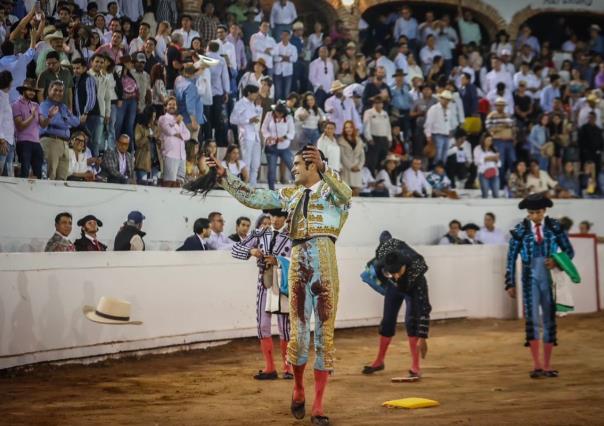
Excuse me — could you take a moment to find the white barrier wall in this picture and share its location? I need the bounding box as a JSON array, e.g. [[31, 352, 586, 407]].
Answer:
[[2, 178, 604, 252], [0, 246, 516, 369]]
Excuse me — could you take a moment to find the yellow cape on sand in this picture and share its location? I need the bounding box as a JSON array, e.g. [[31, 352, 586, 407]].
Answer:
[[382, 397, 440, 409]]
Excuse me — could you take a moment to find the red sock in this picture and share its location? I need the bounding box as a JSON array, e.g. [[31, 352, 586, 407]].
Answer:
[[280, 339, 292, 373], [543, 342, 554, 371], [292, 363, 306, 403], [312, 370, 329, 417], [528, 340, 542, 370], [371, 336, 392, 368], [408, 336, 420, 374], [260, 337, 275, 373]]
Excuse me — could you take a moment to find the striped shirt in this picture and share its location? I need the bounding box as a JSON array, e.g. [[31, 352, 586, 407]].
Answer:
[[485, 111, 514, 140], [155, 0, 179, 26], [73, 73, 98, 116]]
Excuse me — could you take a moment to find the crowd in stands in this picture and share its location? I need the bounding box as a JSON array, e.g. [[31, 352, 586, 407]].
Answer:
[[1, 0, 604, 199]]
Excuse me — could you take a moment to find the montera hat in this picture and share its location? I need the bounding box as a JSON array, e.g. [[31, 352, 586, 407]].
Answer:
[[263, 208, 288, 217], [77, 214, 103, 227], [462, 223, 480, 231], [83, 297, 143, 325], [518, 193, 553, 210]]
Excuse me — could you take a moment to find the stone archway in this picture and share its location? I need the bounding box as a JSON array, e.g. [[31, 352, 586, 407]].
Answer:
[[510, 6, 604, 39]]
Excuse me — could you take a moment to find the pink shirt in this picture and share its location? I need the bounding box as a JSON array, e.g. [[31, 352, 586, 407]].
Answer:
[[95, 43, 125, 64], [12, 97, 41, 143], [158, 113, 190, 160]]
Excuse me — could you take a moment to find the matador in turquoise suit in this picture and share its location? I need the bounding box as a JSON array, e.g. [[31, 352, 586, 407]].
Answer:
[[208, 145, 351, 426]]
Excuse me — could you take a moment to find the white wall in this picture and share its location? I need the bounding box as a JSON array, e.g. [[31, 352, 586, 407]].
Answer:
[[1, 177, 604, 252], [481, 0, 604, 23], [0, 246, 516, 369]]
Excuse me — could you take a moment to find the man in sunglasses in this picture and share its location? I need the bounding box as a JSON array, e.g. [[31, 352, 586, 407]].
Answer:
[[207, 211, 234, 250]]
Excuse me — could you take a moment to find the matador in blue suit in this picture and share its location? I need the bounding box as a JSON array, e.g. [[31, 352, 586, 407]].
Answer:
[[505, 194, 574, 379]]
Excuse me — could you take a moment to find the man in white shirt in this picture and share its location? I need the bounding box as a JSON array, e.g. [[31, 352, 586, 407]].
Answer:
[[514, 62, 541, 100], [173, 15, 200, 49], [424, 90, 452, 164], [118, 0, 144, 23], [208, 212, 235, 250], [577, 94, 602, 128], [419, 35, 441, 74], [477, 212, 507, 245], [129, 22, 150, 55], [324, 80, 362, 136], [363, 95, 392, 174], [0, 70, 15, 176], [375, 46, 396, 86], [308, 46, 335, 108], [250, 20, 278, 75], [270, 0, 297, 39], [230, 85, 263, 186], [485, 56, 513, 95], [215, 24, 238, 96], [402, 157, 432, 197], [273, 30, 298, 101], [393, 6, 418, 52]]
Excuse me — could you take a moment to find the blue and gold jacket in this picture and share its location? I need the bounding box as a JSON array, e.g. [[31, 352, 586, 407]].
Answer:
[[220, 167, 352, 241], [505, 217, 574, 289]]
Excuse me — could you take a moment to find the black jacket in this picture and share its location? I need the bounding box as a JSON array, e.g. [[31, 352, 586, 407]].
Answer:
[[74, 235, 107, 251], [114, 225, 146, 251], [176, 235, 209, 251], [459, 83, 479, 117]]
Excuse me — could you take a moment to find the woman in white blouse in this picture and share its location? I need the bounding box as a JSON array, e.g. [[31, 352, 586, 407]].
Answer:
[[155, 21, 172, 64], [261, 103, 295, 189], [307, 22, 324, 59], [294, 92, 325, 146], [68, 133, 94, 181], [473, 134, 501, 199], [238, 58, 274, 99], [490, 30, 513, 58], [317, 121, 341, 173], [405, 54, 424, 85], [221, 145, 249, 182]]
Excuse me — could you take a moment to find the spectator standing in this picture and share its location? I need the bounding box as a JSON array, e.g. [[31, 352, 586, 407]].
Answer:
[[477, 213, 507, 245], [45, 212, 75, 252], [0, 70, 15, 176], [578, 112, 604, 171], [484, 56, 513, 96], [308, 46, 335, 108], [390, 69, 413, 141], [88, 54, 112, 155], [241, 8, 261, 46], [74, 215, 107, 251], [114, 211, 146, 251], [402, 157, 431, 197], [459, 72, 478, 117], [540, 75, 561, 114], [338, 120, 365, 195], [261, 102, 294, 189], [473, 134, 500, 199], [159, 97, 190, 187], [40, 81, 82, 180], [250, 20, 277, 75], [528, 114, 551, 172], [194, 3, 220, 44], [208, 211, 235, 250], [134, 106, 158, 183], [363, 95, 392, 174], [419, 35, 441, 75], [207, 41, 230, 148], [270, 0, 297, 39], [410, 84, 437, 157], [273, 29, 297, 101], [95, 29, 125, 64], [174, 64, 205, 141], [438, 219, 465, 245], [165, 32, 184, 90], [577, 93, 602, 129], [324, 81, 361, 137], [132, 53, 151, 113], [362, 67, 391, 110], [141, 38, 160, 73], [457, 8, 481, 46], [72, 58, 102, 156], [129, 22, 150, 54], [101, 134, 136, 184], [114, 55, 139, 145], [393, 6, 418, 54], [173, 15, 199, 49], [229, 217, 252, 243], [295, 92, 325, 146], [317, 121, 340, 173], [485, 97, 515, 188], [424, 90, 452, 165], [36, 50, 74, 111], [177, 218, 212, 251], [231, 85, 263, 186], [12, 79, 46, 179]]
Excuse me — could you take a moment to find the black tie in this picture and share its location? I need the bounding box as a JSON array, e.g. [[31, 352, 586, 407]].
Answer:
[[302, 189, 312, 219], [269, 230, 279, 253]]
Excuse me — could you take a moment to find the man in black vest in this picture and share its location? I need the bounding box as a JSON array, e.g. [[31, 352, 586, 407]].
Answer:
[[114, 211, 146, 251], [72, 58, 102, 156], [177, 218, 211, 251]]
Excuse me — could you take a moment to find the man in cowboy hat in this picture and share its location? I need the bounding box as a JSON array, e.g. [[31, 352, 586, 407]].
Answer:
[[232, 208, 294, 380], [12, 78, 46, 179], [74, 215, 107, 252], [424, 89, 452, 164], [324, 79, 361, 136], [506, 194, 574, 379], [36, 29, 68, 77], [486, 96, 515, 188]]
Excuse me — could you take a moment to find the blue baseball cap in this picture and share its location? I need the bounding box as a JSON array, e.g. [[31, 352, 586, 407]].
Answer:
[[127, 211, 145, 224]]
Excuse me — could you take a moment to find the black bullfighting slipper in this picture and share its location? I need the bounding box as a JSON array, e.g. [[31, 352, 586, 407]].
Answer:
[[253, 370, 278, 380], [544, 370, 559, 378], [362, 364, 385, 374], [290, 396, 305, 420], [310, 415, 330, 425], [529, 369, 545, 379], [283, 372, 294, 380]]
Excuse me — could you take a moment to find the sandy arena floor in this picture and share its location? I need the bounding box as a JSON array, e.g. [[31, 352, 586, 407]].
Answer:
[[1, 313, 604, 426]]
